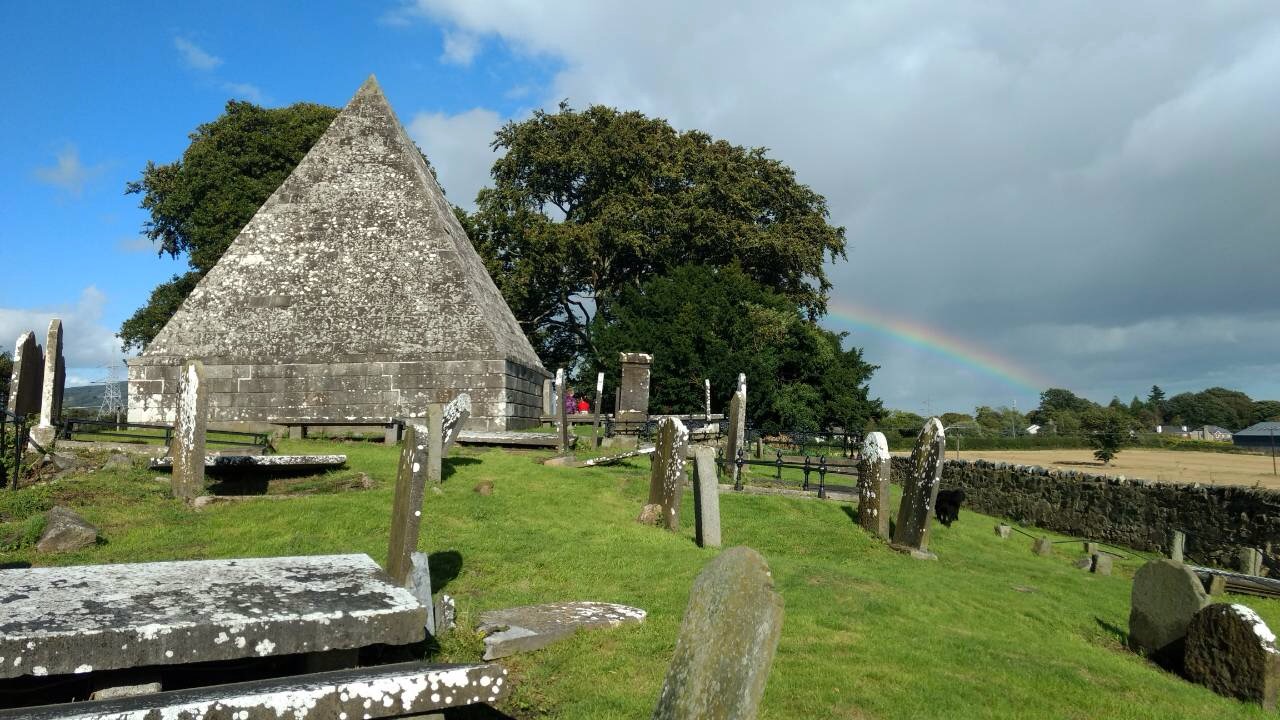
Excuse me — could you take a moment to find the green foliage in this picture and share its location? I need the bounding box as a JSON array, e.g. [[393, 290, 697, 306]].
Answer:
[[464, 102, 846, 368], [0, 351, 10, 405], [1082, 407, 1132, 464], [1166, 387, 1259, 431], [590, 264, 879, 431], [1256, 400, 1280, 423], [975, 405, 1028, 436], [121, 100, 339, 350]]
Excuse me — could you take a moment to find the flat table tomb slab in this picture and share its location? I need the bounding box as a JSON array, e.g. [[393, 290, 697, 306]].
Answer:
[[148, 454, 347, 470]]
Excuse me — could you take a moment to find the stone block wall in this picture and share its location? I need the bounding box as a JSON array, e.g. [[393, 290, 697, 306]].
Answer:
[[890, 457, 1280, 569], [128, 356, 545, 431]]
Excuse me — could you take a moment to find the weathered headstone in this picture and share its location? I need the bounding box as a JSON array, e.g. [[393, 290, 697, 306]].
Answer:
[[645, 417, 689, 532], [652, 546, 783, 720], [557, 367, 570, 453], [1092, 553, 1113, 575], [30, 319, 64, 448], [1240, 547, 1264, 576], [1033, 537, 1054, 556], [856, 431, 891, 539], [543, 378, 555, 415], [692, 446, 722, 548], [1170, 530, 1186, 562], [6, 331, 43, 419], [440, 392, 471, 454], [35, 506, 98, 553], [722, 388, 746, 484], [478, 601, 646, 660], [995, 524, 1012, 539], [704, 379, 711, 419], [1129, 559, 1211, 669], [406, 551, 438, 635], [386, 424, 428, 585], [736, 372, 746, 395], [617, 352, 653, 427], [593, 371, 605, 447], [1185, 603, 1280, 710], [891, 417, 945, 553], [171, 360, 207, 500]]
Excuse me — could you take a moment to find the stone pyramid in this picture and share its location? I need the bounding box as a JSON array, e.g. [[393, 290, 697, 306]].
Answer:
[[129, 76, 547, 431]]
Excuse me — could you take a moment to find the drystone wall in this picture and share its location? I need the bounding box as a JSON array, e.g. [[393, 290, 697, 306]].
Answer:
[[890, 457, 1280, 569]]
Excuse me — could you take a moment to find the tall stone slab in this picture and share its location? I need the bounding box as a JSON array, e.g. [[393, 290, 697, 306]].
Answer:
[[30, 319, 64, 447], [692, 447, 722, 548], [1185, 603, 1280, 710], [386, 424, 428, 585], [1129, 558, 1210, 670], [6, 331, 43, 419], [556, 367, 570, 453], [543, 378, 555, 415], [439, 392, 471, 454], [722, 388, 746, 483], [617, 352, 653, 428], [703, 379, 711, 419], [857, 431, 891, 539], [892, 418, 946, 553], [652, 546, 784, 720], [645, 417, 689, 532], [592, 371, 605, 447], [126, 76, 547, 431], [171, 360, 208, 500]]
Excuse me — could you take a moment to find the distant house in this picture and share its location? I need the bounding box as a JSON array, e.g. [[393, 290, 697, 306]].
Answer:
[[1155, 424, 1190, 437], [1025, 424, 1041, 435], [1233, 422, 1280, 449], [1192, 425, 1233, 442]]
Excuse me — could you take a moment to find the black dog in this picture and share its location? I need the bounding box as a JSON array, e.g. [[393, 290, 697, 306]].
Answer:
[[934, 489, 966, 527]]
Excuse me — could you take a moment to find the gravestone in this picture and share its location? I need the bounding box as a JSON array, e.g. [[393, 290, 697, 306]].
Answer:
[[736, 372, 746, 395], [6, 331, 43, 418], [995, 524, 1011, 539], [1092, 553, 1113, 575], [386, 424, 428, 585], [30, 319, 64, 447], [1240, 547, 1263, 576], [1184, 603, 1280, 710], [856, 431, 891, 539], [645, 417, 689, 532], [592, 371, 605, 447], [557, 367, 570, 453], [692, 446, 722, 548], [652, 546, 783, 720], [440, 392, 472, 454], [543, 378, 555, 415], [406, 551, 438, 635], [722, 388, 746, 483], [478, 601, 646, 660], [35, 506, 98, 553], [1033, 537, 1053, 556], [891, 418, 945, 553], [704, 379, 711, 419], [171, 360, 207, 500], [1129, 559, 1210, 670], [617, 352, 653, 427], [1171, 530, 1186, 562]]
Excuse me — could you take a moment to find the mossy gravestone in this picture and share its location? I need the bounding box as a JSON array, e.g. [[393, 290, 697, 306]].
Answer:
[[857, 431, 891, 539], [892, 418, 945, 553], [645, 417, 689, 532], [652, 547, 783, 720], [1184, 603, 1280, 710], [171, 360, 207, 500], [1129, 559, 1210, 670], [386, 424, 428, 585]]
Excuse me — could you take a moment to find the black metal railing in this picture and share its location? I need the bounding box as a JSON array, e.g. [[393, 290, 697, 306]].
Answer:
[[61, 419, 272, 452], [721, 446, 860, 499], [1, 409, 29, 490], [744, 427, 866, 459]]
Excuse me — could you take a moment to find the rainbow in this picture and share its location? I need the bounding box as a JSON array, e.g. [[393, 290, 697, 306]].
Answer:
[[825, 300, 1052, 394]]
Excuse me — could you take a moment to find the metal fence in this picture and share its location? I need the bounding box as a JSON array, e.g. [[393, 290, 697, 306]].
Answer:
[[721, 446, 860, 499], [0, 410, 28, 490], [61, 418, 272, 452], [745, 427, 866, 459]]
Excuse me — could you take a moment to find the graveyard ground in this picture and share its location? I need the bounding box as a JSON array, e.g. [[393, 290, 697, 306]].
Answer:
[[3, 441, 1279, 719]]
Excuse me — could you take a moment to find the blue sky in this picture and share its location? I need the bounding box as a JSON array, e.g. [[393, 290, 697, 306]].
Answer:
[[3, 2, 1279, 414]]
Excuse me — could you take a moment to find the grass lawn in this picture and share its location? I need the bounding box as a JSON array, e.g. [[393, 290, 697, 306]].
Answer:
[[2, 439, 1278, 719]]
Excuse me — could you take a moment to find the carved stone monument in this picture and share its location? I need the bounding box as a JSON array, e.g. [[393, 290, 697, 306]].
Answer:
[[30, 319, 64, 448], [691, 446, 722, 548], [126, 76, 547, 431], [1129, 558, 1210, 670], [616, 352, 653, 428], [857, 431, 891, 539], [652, 546, 784, 720], [891, 418, 945, 555], [643, 417, 688, 532], [556, 367, 569, 453], [440, 392, 472, 454], [386, 424, 428, 585], [6, 331, 42, 419], [171, 360, 208, 500], [1185, 603, 1280, 710], [723, 388, 746, 483]]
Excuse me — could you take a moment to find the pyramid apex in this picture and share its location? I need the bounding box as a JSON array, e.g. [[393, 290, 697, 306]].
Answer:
[[356, 74, 383, 94]]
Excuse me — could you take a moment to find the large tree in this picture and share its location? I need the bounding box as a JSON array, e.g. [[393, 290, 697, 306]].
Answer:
[[121, 100, 339, 350], [462, 103, 847, 369], [590, 264, 879, 431]]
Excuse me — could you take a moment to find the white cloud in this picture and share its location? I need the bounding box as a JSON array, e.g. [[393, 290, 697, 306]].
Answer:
[[441, 29, 481, 66], [116, 235, 156, 254], [32, 144, 106, 197], [223, 81, 268, 104], [174, 37, 223, 71], [407, 108, 504, 209], [0, 287, 128, 373]]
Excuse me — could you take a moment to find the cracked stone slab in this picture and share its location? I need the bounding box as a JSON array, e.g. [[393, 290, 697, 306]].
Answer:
[[1, 661, 511, 719], [149, 454, 347, 470], [0, 554, 425, 679], [477, 601, 646, 660]]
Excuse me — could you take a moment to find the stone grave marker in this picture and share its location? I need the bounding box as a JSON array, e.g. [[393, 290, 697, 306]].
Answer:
[[171, 359, 208, 500], [723, 387, 746, 484], [617, 352, 653, 426], [543, 378, 555, 415], [692, 446, 722, 548], [1129, 558, 1210, 670], [856, 431, 891, 539], [557, 367, 570, 453], [593, 370, 605, 447], [995, 524, 1012, 539], [406, 551, 438, 635], [891, 417, 945, 554], [440, 392, 471, 454], [386, 424, 428, 585], [1240, 547, 1264, 576], [1185, 603, 1280, 710], [1092, 553, 1113, 575], [704, 379, 711, 419], [644, 417, 689, 532], [6, 331, 43, 418], [478, 601, 646, 660], [1171, 530, 1186, 562], [29, 318, 63, 447], [1033, 537, 1053, 556], [652, 546, 783, 720]]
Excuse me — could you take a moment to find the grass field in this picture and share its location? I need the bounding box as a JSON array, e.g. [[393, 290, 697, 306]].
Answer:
[[3, 439, 1279, 718], [936, 447, 1280, 489]]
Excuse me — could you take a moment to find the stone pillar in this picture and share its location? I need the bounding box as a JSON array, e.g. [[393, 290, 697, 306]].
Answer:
[[386, 423, 428, 585], [30, 320, 64, 448], [6, 331, 43, 419], [722, 388, 746, 483], [424, 404, 445, 484], [737, 372, 746, 395], [440, 393, 472, 455], [857, 431, 891, 539], [616, 352, 653, 429], [704, 379, 711, 420], [691, 446, 721, 548], [556, 368, 569, 454], [652, 546, 783, 720], [1240, 547, 1264, 576], [1170, 531, 1186, 563], [644, 417, 688, 532], [543, 378, 554, 416], [171, 360, 208, 500], [592, 371, 605, 448], [891, 417, 945, 555]]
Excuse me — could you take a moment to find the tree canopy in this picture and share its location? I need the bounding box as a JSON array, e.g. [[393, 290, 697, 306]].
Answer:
[[461, 103, 847, 369], [121, 100, 339, 350]]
